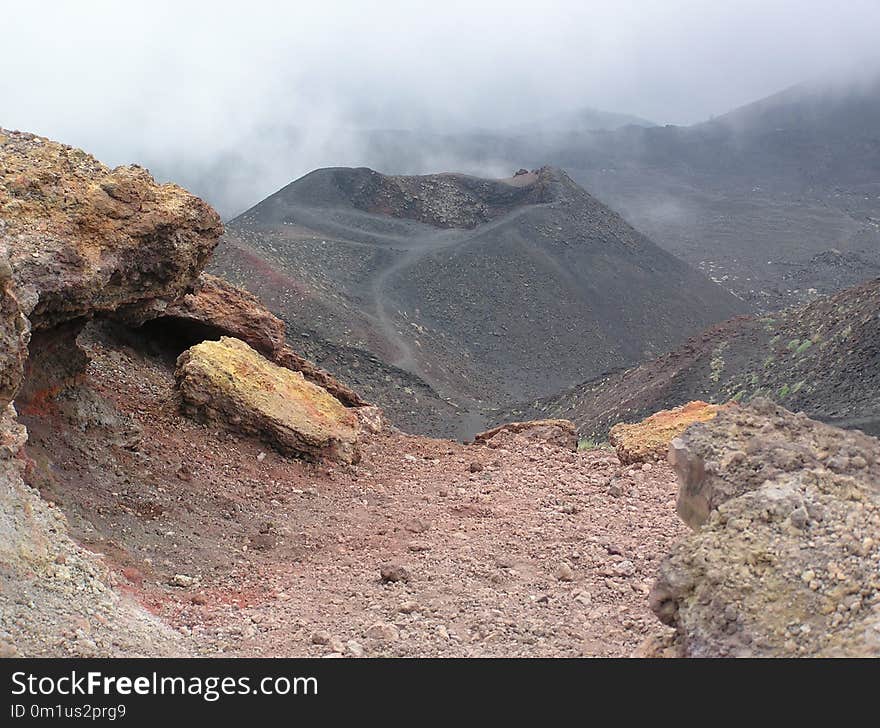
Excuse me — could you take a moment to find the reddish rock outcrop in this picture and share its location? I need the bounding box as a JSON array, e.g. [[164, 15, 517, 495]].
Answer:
[[1, 128, 224, 405], [161, 273, 286, 357], [0, 128, 222, 332], [474, 419, 578, 451], [609, 401, 724, 464]]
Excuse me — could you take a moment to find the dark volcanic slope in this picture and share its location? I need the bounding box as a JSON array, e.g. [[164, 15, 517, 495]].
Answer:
[[515, 277, 880, 439], [213, 166, 746, 438]]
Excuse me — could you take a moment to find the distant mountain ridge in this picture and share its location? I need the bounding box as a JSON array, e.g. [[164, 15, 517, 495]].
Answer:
[[505, 106, 656, 134]]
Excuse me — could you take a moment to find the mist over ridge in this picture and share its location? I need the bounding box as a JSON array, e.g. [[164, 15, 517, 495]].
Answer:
[[3, 1, 880, 217]]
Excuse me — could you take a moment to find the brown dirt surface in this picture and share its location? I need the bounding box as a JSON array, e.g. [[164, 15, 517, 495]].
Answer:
[[19, 322, 686, 657]]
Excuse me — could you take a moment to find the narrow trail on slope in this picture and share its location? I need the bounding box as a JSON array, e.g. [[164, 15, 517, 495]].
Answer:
[[366, 207, 544, 431]]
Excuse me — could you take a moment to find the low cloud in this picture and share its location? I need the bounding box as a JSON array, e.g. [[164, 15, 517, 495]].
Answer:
[[3, 1, 879, 216]]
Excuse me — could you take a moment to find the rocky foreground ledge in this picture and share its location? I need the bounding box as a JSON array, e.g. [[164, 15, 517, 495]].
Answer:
[[649, 399, 880, 657], [0, 128, 225, 655], [0, 128, 380, 656]]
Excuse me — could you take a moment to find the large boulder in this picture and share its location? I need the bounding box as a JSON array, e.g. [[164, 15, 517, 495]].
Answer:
[[609, 400, 723, 464], [1, 128, 223, 408], [650, 399, 880, 657], [668, 398, 880, 530], [0, 129, 222, 332], [176, 337, 360, 463]]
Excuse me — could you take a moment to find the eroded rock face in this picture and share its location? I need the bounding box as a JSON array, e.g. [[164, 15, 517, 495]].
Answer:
[[0, 262, 29, 407], [474, 419, 578, 451], [651, 399, 880, 657], [0, 128, 223, 331], [160, 273, 286, 357], [0, 129, 223, 655], [176, 337, 360, 463], [609, 401, 723, 465], [668, 398, 880, 529], [16, 320, 89, 413]]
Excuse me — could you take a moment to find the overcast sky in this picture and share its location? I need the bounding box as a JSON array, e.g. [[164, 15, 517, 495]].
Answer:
[[3, 0, 879, 214]]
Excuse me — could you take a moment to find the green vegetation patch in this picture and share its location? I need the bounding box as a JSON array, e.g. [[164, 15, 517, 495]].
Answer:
[[578, 437, 603, 451], [710, 342, 729, 383]]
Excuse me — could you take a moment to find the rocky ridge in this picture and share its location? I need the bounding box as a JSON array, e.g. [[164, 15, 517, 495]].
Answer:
[[522, 276, 880, 440], [333, 166, 560, 229]]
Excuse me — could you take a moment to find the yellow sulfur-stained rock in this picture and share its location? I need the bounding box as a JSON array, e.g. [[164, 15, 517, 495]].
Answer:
[[175, 337, 360, 463], [609, 401, 724, 464]]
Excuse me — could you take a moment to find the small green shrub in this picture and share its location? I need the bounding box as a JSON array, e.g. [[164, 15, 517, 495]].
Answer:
[[710, 342, 729, 383]]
